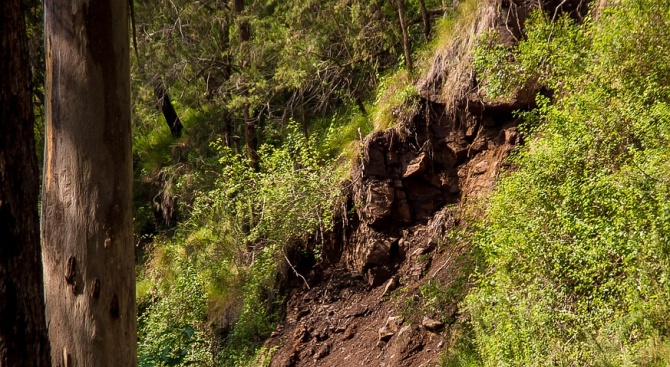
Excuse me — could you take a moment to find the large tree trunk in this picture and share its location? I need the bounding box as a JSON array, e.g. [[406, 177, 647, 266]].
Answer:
[[0, 0, 51, 365], [154, 77, 184, 138], [395, 0, 413, 73], [43, 0, 136, 366]]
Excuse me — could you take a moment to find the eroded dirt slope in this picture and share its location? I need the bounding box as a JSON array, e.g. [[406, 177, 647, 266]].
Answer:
[[268, 106, 520, 366]]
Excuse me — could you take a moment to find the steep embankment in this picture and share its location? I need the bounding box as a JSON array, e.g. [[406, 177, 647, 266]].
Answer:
[[266, 1, 586, 365]]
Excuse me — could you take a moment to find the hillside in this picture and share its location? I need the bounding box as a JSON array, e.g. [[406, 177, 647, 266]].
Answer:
[[129, 0, 670, 366]]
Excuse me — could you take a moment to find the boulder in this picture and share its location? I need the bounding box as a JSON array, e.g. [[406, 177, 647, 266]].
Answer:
[[385, 324, 425, 364], [378, 316, 404, 343], [473, 161, 489, 175], [359, 180, 394, 227], [402, 152, 428, 178], [445, 137, 469, 160], [381, 275, 400, 297], [421, 316, 444, 332]]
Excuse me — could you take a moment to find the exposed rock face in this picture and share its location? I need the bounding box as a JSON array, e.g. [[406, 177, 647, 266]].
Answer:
[[332, 0, 582, 284], [324, 0, 594, 286], [343, 99, 524, 285]]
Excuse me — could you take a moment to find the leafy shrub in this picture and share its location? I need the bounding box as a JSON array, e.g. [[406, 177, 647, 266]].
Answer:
[[138, 123, 341, 366], [138, 263, 213, 367], [466, 1, 670, 365]]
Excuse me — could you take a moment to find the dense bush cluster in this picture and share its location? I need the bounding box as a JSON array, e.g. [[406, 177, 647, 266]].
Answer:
[[460, 1, 670, 365], [137, 126, 342, 366]]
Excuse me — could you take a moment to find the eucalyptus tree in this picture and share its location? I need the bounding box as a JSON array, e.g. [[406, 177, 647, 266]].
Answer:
[[42, 0, 136, 365]]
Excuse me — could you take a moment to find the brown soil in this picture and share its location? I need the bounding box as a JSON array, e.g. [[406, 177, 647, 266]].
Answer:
[[269, 219, 468, 367]]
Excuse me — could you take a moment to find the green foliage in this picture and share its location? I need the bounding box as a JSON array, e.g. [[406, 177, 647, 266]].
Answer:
[[314, 109, 374, 161], [215, 245, 282, 366], [393, 270, 468, 326], [372, 69, 420, 130], [133, 0, 405, 131], [474, 11, 588, 100], [138, 263, 213, 367], [420, 279, 457, 323], [465, 1, 670, 365], [439, 321, 482, 367], [138, 124, 341, 366], [196, 123, 341, 250], [131, 1, 452, 364]]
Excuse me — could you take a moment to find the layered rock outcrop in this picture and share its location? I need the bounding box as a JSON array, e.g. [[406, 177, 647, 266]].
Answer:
[[343, 97, 525, 285]]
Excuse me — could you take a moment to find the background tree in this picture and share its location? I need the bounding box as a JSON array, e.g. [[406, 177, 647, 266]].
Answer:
[[153, 76, 184, 138], [130, 0, 428, 148], [418, 0, 431, 39], [0, 0, 50, 365], [394, 0, 413, 73], [234, 0, 259, 169], [42, 0, 136, 365]]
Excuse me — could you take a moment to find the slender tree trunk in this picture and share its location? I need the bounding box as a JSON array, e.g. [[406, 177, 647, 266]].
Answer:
[[234, 0, 259, 170], [43, 0, 136, 366], [418, 0, 431, 39], [395, 0, 413, 73], [300, 92, 309, 140], [234, 0, 250, 46], [0, 1, 51, 365], [355, 96, 368, 115], [217, 14, 235, 149], [243, 105, 259, 170], [154, 78, 184, 138], [222, 112, 234, 147]]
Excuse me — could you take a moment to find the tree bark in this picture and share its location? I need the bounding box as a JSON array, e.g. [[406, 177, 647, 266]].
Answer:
[[43, 0, 136, 366], [0, 0, 51, 365], [154, 78, 184, 138], [234, 0, 250, 47], [418, 0, 431, 39], [395, 0, 413, 73], [243, 105, 259, 170], [355, 96, 368, 115]]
